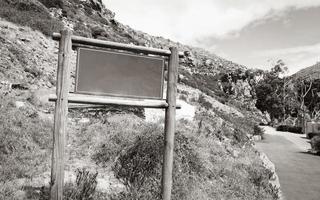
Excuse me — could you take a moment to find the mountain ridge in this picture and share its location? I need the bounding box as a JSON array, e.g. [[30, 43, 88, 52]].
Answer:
[[291, 62, 320, 81]]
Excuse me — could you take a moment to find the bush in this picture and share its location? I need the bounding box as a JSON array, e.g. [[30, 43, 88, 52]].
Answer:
[[64, 168, 98, 200], [73, 22, 92, 38], [92, 116, 277, 200], [253, 125, 265, 137], [179, 94, 187, 101], [198, 94, 212, 110], [311, 136, 320, 153], [276, 125, 302, 133], [0, 99, 52, 182], [39, 0, 64, 8], [0, 0, 63, 36]]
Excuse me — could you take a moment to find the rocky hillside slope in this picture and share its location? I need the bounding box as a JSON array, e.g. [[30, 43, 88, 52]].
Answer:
[[0, 1, 278, 200], [0, 0, 262, 113], [291, 62, 320, 81]]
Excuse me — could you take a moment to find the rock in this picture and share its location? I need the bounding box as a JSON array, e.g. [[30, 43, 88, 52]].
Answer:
[[14, 190, 26, 200], [232, 150, 240, 158], [15, 101, 25, 108], [79, 118, 90, 124], [19, 37, 31, 42], [205, 59, 212, 66], [252, 135, 262, 141]]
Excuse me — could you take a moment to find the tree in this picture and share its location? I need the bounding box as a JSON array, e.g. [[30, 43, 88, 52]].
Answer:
[[254, 60, 292, 121]]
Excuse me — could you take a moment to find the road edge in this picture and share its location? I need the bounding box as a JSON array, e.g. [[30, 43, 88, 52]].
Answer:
[[256, 147, 285, 200]]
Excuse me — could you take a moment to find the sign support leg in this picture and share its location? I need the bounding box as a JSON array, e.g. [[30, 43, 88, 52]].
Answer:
[[162, 47, 178, 200], [50, 29, 72, 200]]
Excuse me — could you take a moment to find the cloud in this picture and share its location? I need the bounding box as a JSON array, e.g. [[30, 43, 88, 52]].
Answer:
[[104, 0, 320, 43], [253, 43, 320, 74]]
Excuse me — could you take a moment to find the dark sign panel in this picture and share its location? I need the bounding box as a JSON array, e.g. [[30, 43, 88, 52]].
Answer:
[[75, 48, 165, 99]]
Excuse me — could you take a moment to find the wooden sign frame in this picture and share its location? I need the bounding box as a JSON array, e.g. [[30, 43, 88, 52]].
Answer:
[[49, 29, 181, 200], [75, 48, 165, 99]]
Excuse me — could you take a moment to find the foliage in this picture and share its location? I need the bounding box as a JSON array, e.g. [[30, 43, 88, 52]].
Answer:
[[91, 114, 278, 200], [276, 125, 302, 133], [90, 114, 147, 165], [179, 69, 229, 104], [299, 79, 320, 118], [255, 74, 286, 120], [254, 60, 320, 124], [0, 0, 63, 36], [310, 136, 320, 153], [64, 168, 98, 200], [253, 125, 265, 137], [39, 0, 64, 8], [0, 98, 52, 182], [197, 94, 212, 110]]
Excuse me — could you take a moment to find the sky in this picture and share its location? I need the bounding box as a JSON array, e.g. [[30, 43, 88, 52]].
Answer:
[[103, 0, 320, 74]]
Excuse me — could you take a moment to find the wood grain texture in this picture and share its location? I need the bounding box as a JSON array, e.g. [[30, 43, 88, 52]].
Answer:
[[50, 30, 72, 200], [48, 93, 182, 109], [162, 47, 178, 200], [49, 93, 169, 108], [52, 33, 184, 58]]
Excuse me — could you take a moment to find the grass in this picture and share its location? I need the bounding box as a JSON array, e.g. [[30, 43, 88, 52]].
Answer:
[[276, 125, 302, 134], [89, 113, 278, 200], [0, 96, 279, 199], [311, 136, 320, 154], [0, 0, 63, 36], [0, 97, 52, 199], [253, 124, 265, 138]]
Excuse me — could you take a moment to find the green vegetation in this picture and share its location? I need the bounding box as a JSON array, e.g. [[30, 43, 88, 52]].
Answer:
[[253, 125, 265, 138], [0, 0, 283, 198], [0, 95, 279, 199], [276, 125, 302, 134], [0, 97, 52, 199], [91, 113, 278, 200], [254, 60, 320, 125], [311, 136, 320, 154], [0, 0, 63, 36]]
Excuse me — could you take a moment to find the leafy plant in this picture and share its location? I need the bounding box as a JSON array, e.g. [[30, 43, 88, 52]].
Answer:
[[198, 94, 212, 110], [253, 125, 265, 137], [311, 136, 320, 153], [0, 98, 52, 182], [0, 0, 63, 36], [64, 168, 98, 200]]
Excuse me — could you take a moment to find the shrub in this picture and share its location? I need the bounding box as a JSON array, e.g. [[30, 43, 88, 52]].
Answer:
[[24, 66, 43, 78], [0, 181, 21, 200], [39, 0, 64, 8], [64, 168, 98, 200], [113, 130, 163, 191], [311, 136, 320, 153], [92, 116, 277, 200], [179, 94, 187, 101], [253, 125, 265, 137], [198, 94, 212, 110], [73, 22, 92, 38], [91, 26, 106, 38], [89, 114, 147, 165], [0, 98, 52, 182], [0, 0, 63, 36], [276, 125, 302, 134]]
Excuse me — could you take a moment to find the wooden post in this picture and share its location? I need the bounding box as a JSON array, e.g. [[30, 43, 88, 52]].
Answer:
[[162, 47, 178, 200], [50, 29, 72, 200]]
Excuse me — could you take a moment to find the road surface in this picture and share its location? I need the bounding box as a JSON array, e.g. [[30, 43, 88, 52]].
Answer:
[[255, 126, 320, 200]]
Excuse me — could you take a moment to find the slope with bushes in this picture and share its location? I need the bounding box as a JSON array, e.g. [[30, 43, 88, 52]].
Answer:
[[0, 0, 278, 199]]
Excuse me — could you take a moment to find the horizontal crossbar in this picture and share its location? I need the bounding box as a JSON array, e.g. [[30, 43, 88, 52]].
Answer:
[[49, 93, 181, 109], [52, 33, 184, 58]]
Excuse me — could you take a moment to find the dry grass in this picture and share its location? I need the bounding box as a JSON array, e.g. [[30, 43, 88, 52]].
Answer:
[[0, 0, 63, 36]]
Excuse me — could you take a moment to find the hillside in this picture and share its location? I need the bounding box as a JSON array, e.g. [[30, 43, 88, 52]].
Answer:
[[0, 0, 278, 200], [291, 62, 320, 81]]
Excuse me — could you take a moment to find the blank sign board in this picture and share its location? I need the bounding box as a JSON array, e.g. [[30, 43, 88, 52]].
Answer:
[[75, 48, 165, 99]]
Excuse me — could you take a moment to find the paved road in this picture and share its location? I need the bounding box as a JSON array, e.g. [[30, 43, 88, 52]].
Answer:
[[256, 127, 320, 200]]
